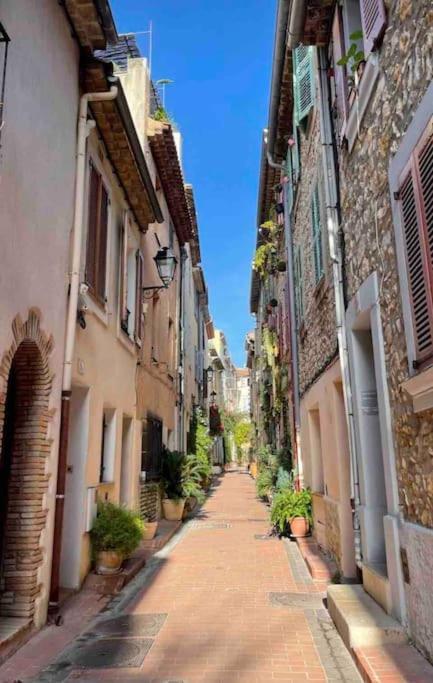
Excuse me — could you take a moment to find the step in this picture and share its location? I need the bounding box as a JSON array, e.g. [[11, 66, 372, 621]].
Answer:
[[327, 584, 407, 650], [362, 562, 392, 615], [353, 643, 433, 683], [296, 536, 338, 582]]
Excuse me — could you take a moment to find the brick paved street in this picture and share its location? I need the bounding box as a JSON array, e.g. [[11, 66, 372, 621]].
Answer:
[[4, 470, 361, 683]]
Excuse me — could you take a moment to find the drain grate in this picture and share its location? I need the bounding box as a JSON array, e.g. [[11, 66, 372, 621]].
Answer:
[[269, 592, 325, 608], [71, 637, 153, 669], [92, 613, 167, 638]]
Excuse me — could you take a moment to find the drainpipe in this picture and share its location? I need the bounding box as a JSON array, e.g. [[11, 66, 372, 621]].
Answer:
[[287, 0, 307, 49], [177, 247, 187, 451], [49, 85, 118, 611], [316, 47, 362, 565]]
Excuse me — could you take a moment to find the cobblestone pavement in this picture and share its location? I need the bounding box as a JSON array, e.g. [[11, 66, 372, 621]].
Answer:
[[18, 469, 362, 682]]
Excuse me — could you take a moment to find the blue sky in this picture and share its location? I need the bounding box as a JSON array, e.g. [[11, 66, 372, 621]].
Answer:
[[111, 1, 275, 366]]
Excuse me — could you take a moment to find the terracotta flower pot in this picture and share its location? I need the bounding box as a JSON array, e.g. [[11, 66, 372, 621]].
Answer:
[[96, 550, 123, 575], [162, 498, 186, 521], [142, 521, 158, 540], [290, 517, 310, 538]]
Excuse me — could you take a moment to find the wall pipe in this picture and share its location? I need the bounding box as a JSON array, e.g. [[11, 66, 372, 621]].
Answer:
[[316, 47, 362, 566], [49, 85, 118, 610]]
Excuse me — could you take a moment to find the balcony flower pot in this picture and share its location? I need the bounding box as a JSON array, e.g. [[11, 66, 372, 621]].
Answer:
[[162, 497, 186, 521], [142, 520, 158, 540], [290, 517, 310, 538], [276, 260, 287, 272], [96, 550, 123, 575]]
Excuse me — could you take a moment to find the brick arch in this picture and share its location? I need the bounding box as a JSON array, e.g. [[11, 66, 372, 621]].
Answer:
[[0, 309, 54, 621]]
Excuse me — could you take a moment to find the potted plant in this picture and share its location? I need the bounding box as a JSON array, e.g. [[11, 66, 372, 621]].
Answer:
[[270, 488, 312, 538], [161, 449, 187, 521], [182, 453, 206, 518], [90, 501, 144, 575]]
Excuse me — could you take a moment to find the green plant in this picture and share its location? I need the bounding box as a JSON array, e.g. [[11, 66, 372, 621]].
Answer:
[[256, 468, 274, 500], [253, 243, 276, 278], [153, 106, 171, 122], [270, 489, 312, 534], [182, 453, 206, 504], [337, 30, 364, 76], [161, 448, 186, 500], [234, 420, 252, 463], [275, 466, 293, 492], [90, 502, 144, 557]]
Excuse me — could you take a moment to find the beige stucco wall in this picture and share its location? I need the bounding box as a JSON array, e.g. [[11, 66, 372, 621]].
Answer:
[[0, 0, 79, 625], [300, 359, 356, 579]]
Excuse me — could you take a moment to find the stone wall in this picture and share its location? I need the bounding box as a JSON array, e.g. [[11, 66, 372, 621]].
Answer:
[[292, 107, 338, 397], [0, 311, 54, 620], [339, 0, 433, 531]]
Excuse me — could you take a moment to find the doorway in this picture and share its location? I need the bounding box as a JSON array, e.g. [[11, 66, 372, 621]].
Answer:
[[120, 416, 133, 505], [0, 339, 51, 620]]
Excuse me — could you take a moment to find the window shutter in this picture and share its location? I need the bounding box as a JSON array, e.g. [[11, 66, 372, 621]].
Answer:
[[285, 149, 293, 215], [417, 121, 433, 278], [292, 122, 300, 185], [119, 215, 128, 331], [96, 184, 108, 300], [311, 184, 324, 283], [294, 245, 304, 326], [360, 0, 387, 54], [135, 250, 144, 344], [293, 46, 315, 124], [400, 136, 433, 364], [332, 5, 349, 138], [85, 163, 99, 291]]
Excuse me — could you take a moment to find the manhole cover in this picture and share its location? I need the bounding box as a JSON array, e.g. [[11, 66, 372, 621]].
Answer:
[[71, 637, 153, 668], [269, 592, 325, 608], [93, 613, 167, 637]]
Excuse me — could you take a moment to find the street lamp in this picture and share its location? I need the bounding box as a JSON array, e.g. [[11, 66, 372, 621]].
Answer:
[[205, 367, 214, 382], [143, 247, 178, 295], [155, 78, 174, 108]]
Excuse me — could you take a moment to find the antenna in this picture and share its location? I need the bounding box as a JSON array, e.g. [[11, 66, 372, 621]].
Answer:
[[127, 21, 153, 75]]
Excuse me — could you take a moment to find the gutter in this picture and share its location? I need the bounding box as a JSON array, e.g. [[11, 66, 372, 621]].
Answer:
[[94, 0, 118, 45], [113, 78, 163, 224], [267, 0, 291, 160]]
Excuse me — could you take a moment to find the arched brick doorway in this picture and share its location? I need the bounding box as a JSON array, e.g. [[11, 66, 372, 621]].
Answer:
[[0, 311, 53, 622]]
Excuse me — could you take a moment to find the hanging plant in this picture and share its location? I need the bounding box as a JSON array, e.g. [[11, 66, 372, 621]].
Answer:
[[253, 243, 276, 278]]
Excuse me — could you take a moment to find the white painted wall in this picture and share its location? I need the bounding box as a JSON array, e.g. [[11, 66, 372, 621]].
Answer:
[[0, 0, 79, 626]]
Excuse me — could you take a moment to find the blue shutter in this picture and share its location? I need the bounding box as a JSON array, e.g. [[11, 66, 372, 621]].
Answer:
[[292, 120, 300, 184], [293, 46, 315, 124], [311, 184, 324, 283]]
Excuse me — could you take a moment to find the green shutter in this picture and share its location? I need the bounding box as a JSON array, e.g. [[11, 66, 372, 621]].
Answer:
[[293, 46, 315, 124], [294, 245, 304, 325], [292, 122, 300, 184], [311, 184, 324, 283], [285, 148, 293, 215]]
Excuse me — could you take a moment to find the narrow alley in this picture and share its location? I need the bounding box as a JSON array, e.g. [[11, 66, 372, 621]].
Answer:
[[3, 470, 360, 683]]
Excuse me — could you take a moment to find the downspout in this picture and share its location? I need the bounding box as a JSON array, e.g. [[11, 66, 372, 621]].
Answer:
[[49, 85, 118, 611], [282, 180, 302, 485], [287, 0, 307, 49], [177, 247, 187, 451], [316, 47, 362, 566]]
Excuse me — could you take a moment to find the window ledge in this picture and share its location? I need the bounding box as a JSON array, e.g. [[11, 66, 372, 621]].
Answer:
[[402, 364, 433, 413], [117, 327, 138, 356], [344, 53, 380, 153]]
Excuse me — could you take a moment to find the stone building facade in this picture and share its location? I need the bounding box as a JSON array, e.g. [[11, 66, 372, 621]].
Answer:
[[252, 0, 433, 664]]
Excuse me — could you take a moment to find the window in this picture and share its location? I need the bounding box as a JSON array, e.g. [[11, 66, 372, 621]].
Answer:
[[294, 245, 304, 327], [86, 161, 109, 302], [311, 183, 324, 283], [119, 214, 144, 345], [141, 417, 163, 478], [398, 119, 433, 367], [99, 409, 116, 483], [331, 1, 386, 138], [293, 46, 315, 126]]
